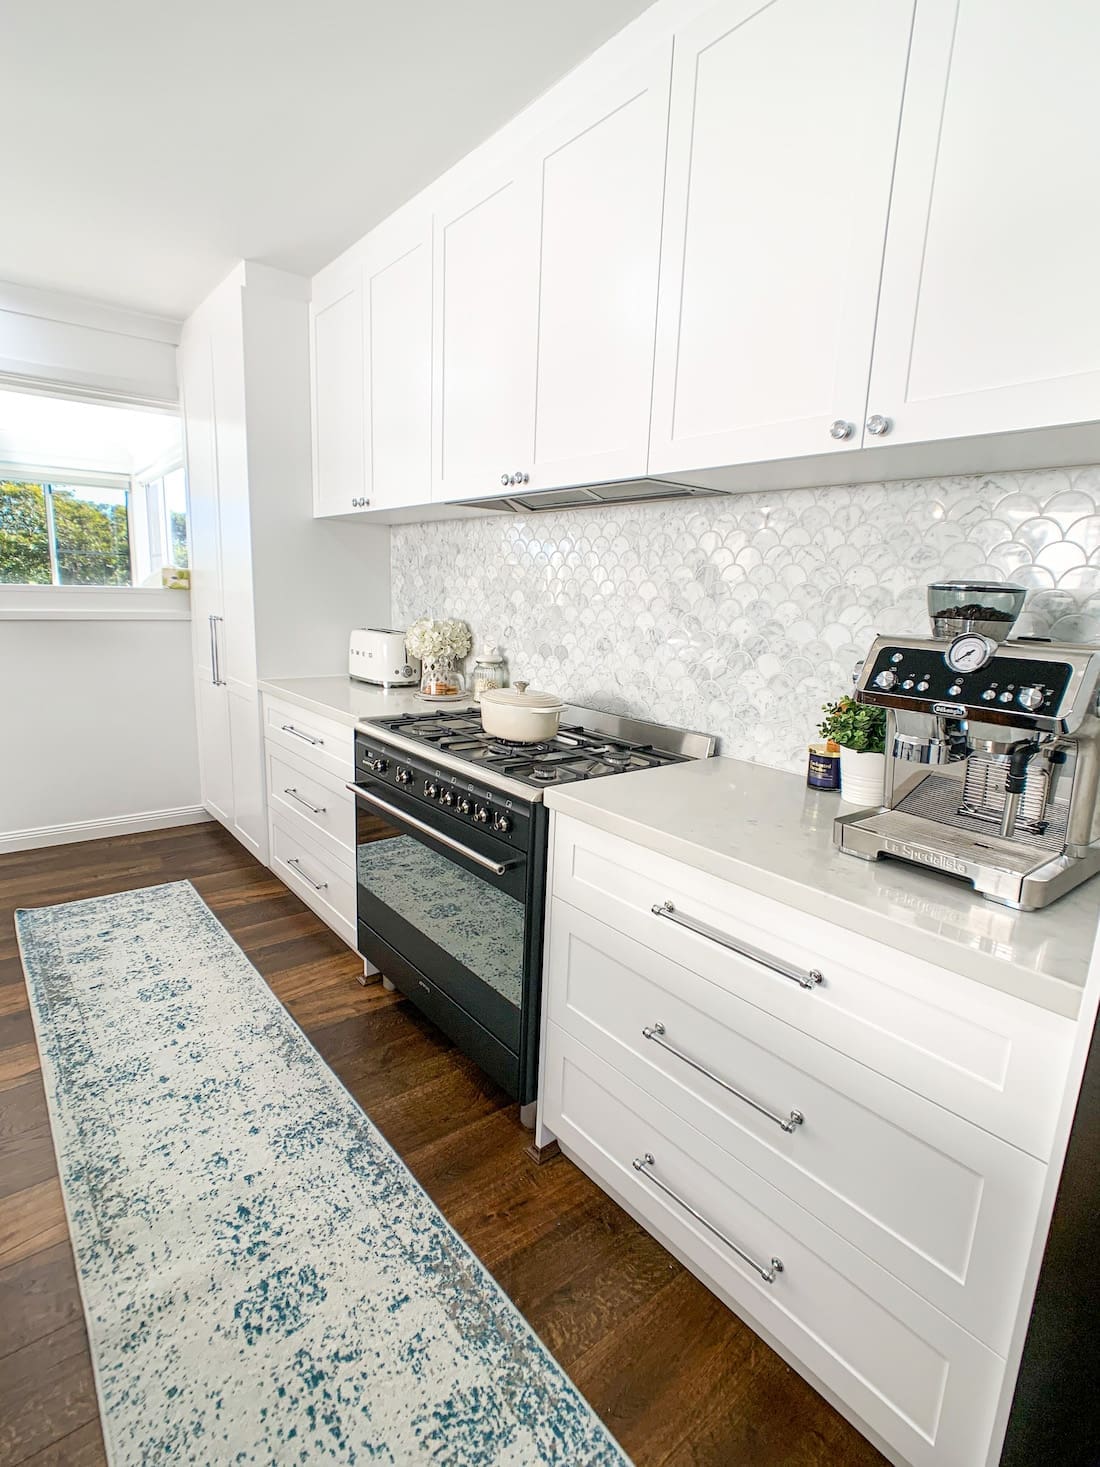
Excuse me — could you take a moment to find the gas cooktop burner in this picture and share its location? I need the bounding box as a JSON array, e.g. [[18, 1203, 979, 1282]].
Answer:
[[530, 766, 560, 783], [487, 739, 551, 757]]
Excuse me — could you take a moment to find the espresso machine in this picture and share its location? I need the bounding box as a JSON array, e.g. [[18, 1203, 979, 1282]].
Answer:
[[834, 581, 1100, 909]]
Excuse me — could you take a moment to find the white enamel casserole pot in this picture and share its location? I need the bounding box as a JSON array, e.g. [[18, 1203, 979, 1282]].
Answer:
[[479, 681, 564, 742]]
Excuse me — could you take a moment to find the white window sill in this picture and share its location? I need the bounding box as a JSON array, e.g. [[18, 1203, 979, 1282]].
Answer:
[[0, 585, 191, 621]]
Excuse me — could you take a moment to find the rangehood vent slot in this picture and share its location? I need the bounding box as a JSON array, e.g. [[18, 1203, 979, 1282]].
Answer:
[[454, 477, 728, 513]]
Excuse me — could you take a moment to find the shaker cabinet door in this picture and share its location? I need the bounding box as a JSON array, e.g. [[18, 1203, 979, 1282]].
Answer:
[[363, 213, 433, 511], [432, 157, 540, 502], [649, 0, 914, 474], [311, 263, 366, 517], [528, 43, 672, 491], [867, 0, 1100, 446]]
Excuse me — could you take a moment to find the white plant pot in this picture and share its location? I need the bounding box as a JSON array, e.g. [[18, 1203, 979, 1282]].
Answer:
[[839, 747, 886, 807]]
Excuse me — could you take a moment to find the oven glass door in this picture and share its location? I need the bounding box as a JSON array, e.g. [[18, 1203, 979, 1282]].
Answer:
[[352, 780, 528, 1061]]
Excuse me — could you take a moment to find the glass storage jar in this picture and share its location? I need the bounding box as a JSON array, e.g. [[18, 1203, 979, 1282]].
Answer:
[[419, 654, 465, 698], [470, 647, 507, 702]]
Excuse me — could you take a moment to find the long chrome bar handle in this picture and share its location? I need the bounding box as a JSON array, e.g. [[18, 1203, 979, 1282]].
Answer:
[[286, 858, 327, 891], [642, 1022, 803, 1134], [208, 613, 225, 687], [284, 788, 326, 816], [651, 901, 823, 990], [347, 784, 510, 876], [283, 724, 322, 746], [632, 1153, 783, 1284]]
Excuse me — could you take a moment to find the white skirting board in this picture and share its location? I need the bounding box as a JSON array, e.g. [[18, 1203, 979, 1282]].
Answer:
[[0, 806, 211, 855]]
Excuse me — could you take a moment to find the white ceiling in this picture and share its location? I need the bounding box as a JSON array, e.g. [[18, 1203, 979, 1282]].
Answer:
[[2, 0, 657, 322]]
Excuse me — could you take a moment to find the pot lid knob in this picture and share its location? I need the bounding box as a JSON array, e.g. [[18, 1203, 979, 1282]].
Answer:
[[514, 681, 528, 694]]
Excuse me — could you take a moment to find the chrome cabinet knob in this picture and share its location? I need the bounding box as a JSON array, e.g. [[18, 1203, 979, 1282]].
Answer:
[[501, 474, 510, 486], [866, 414, 892, 437], [515, 471, 529, 484], [828, 420, 854, 441]]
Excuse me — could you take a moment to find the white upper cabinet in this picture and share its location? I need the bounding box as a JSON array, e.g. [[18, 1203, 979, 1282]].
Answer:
[[363, 213, 433, 510], [867, 0, 1100, 446], [310, 264, 365, 517], [432, 157, 541, 502], [649, 0, 915, 474], [529, 44, 672, 491]]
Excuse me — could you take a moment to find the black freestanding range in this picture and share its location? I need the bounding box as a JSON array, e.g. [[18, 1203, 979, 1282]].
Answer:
[[349, 706, 715, 1116]]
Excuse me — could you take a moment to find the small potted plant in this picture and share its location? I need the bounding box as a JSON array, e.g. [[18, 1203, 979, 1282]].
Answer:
[[818, 696, 888, 806]]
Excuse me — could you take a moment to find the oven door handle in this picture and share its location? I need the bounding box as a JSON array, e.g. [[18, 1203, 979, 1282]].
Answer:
[[347, 784, 511, 876]]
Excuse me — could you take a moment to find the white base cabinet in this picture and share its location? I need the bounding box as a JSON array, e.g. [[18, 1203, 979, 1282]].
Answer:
[[261, 695, 357, 950], [538, 812, 1077, 1467]]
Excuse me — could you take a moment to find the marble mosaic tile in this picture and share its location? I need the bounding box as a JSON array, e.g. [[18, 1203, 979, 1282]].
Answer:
[[391, 465, 1100, 772]]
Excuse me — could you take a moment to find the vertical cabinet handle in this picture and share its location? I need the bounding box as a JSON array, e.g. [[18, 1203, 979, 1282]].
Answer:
[[209, 614, 225, 686], [632, 1153, 783, 1285]]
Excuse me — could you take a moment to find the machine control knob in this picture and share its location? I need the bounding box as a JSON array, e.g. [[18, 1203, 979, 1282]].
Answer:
[[395, 767, 412, 785], [473, 805, 490, 823], [947, 684, 962, 696], [424, 781, 440, 799], [998, 690, 1014, 704], [369, 757, 388, 774], [873, 669, 898, 690], [440, 789, 456, 806], [492, 813, 512, 833], [902, 678, 915, 690], [457, 797, 472, 816], [1017, 686, 1044, 711], [916, 680, 930, 692]]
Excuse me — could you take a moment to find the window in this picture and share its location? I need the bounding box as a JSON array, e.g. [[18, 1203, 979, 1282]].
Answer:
[[0, 480, 133, 586], [0, 388, 185, 589]]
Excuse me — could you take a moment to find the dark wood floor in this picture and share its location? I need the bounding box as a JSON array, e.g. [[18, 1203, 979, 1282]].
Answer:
[[0, 821, 887, 1467]]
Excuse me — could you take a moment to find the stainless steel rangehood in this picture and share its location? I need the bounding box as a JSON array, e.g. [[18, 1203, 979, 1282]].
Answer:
[[453, 476, 729, 513]]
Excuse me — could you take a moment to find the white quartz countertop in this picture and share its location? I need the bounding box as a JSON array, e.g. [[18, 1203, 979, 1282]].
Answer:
[[260, 675, 475, 727], [544, 756, 1098, 1019]]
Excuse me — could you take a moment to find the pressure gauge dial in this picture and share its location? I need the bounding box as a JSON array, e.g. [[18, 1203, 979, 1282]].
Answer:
[[945, 633, 998, 674]]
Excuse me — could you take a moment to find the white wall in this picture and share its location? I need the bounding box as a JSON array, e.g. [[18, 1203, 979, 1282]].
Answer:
[[0, 617, 202, 850], [0, 285, 203, 852]]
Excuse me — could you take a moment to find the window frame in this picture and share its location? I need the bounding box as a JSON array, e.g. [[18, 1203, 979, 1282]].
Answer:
[[0, 466, 190, 621]]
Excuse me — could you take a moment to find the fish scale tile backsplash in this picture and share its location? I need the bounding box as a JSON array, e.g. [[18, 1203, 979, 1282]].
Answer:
[[391, 464, 1100, 772]]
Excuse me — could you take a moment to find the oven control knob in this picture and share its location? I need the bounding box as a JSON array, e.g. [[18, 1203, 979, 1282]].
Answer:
[[369, 757, 388, 774], [395, 767, 412, 785], [424, 781, 439, 799], [1018, 686, 1044, 711], [492, 813, 512, 833], [440, 789, 455, 806], [457, 796, 472, 816], [873, 669, 897, 690], [473, 804, 490, 823]]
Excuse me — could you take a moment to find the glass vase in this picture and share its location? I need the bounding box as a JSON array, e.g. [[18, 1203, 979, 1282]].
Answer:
[[420, 653, 465, 698]]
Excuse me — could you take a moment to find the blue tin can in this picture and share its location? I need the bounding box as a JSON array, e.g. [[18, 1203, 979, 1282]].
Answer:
[[807, 742, 840, 790]]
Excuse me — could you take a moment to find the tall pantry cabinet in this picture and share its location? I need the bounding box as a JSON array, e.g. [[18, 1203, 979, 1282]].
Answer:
[[179, 262, 389, 855]]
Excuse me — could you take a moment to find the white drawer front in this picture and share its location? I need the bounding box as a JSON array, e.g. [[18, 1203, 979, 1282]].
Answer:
[[546, 898, 1043, 1354], [270, 812, 356, 948], [551, 813, 1074, 1159], [267, 747, 354, 859], [263, 696, 353, 781], [542, 1026, 1005, 1467]]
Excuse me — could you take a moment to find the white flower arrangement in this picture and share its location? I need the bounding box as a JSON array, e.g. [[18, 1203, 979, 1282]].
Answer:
[[406, 617, 472, 662]]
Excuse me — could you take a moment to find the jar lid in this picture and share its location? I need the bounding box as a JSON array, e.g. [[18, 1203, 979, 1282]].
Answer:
[[480, 680, 562, 711], [476, 646, 504, 662]]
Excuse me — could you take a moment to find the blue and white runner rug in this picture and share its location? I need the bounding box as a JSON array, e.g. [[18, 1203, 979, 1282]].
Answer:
[[17, 881, 628, 1465]]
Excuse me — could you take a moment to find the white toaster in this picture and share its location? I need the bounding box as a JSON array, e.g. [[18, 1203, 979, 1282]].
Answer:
[[349, 628, 420, 687]]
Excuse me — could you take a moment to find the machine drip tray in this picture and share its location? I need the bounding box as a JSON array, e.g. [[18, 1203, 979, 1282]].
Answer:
[[895, 774, 1068, 852], [846, 807, 1056, 876]]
